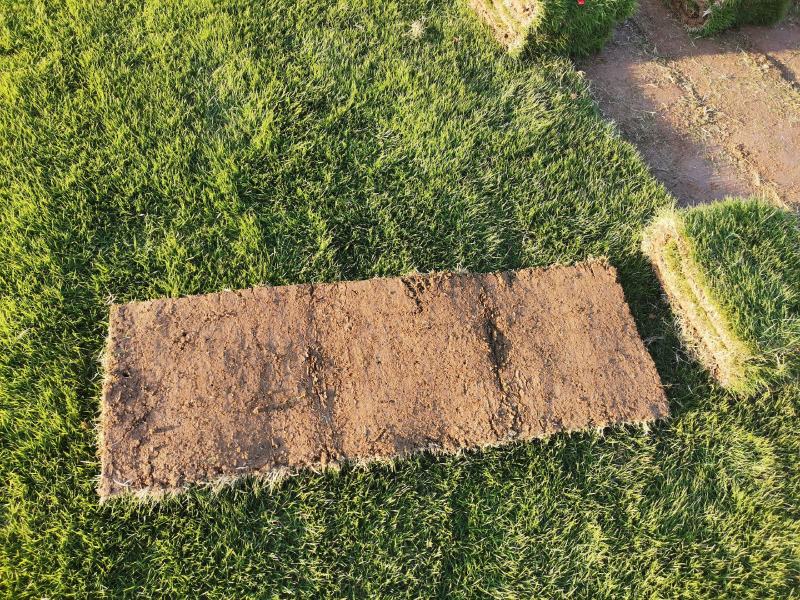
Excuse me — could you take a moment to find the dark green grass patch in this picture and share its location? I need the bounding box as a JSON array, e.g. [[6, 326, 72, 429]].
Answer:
[[526, 0, 638, 56], [1, 0, 799, 598], [676, 0, 792, 35]]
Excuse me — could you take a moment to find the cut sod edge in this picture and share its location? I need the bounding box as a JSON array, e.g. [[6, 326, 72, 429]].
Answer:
[[97, 321, 115, 502], [97, 418, 658, 503], [643, 213, 755, 393], [468, 0, 538, 55]]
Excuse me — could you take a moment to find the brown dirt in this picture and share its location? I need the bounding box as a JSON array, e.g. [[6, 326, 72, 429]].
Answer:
[[580, 0, 800, 206], [98, 262, 668, 500]]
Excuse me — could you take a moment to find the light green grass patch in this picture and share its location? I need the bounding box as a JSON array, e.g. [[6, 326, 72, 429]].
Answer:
[[643, 198, 800, 395]]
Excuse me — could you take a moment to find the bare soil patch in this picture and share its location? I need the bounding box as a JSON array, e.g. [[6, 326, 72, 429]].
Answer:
[[581, 0, 800, 206], [99, 262, 668, 499]]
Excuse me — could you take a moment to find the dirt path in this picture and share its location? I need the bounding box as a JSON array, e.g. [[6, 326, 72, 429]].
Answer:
[[99, 263, 668, 499], [580, 1, 800, 206]]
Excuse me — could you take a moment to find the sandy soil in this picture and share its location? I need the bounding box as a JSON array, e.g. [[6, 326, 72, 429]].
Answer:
[[581, 0, 800, 206], [98, 263, 668, 499]]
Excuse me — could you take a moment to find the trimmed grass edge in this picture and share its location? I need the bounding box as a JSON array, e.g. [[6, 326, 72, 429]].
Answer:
[[468, 0, 638, 56], [643, 198, 800, 396]]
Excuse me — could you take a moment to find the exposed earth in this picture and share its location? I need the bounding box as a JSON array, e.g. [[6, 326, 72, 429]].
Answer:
[[581, 0, 800, 206], [99, 263, 668, 499]]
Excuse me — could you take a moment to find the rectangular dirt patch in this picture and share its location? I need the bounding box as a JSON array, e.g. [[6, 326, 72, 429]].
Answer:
[[99, 262, 668, 499]]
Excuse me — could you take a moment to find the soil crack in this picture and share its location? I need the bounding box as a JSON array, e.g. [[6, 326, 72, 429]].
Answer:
[[401, 276, 425, 314]]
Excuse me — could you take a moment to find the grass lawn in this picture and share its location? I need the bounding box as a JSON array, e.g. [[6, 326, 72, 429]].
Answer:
[[1, 0, 799, 597]]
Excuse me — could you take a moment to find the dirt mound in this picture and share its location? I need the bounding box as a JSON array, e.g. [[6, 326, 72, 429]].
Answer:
[[98, 262, 668, 500]]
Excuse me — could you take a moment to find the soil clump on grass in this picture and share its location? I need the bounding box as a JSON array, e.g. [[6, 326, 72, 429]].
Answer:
[[99, 262, 668, 499]]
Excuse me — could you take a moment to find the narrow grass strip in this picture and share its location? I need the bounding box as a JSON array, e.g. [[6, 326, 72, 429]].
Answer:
[[643, 199, 800, 395]]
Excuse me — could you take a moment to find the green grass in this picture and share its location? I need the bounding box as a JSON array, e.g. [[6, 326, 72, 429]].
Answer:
[[471, 0, 636, 56], [1, 0, 799, 598], [679, 0, 792, 35], [643, 199, 800, 396], [524, 0, 637, 56], [685, 200, 800, 387]]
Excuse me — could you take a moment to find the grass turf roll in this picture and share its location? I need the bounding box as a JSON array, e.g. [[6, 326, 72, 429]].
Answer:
[[643, 198, 800, 396], [674, 0, 792, 35], [468, 0, 637, 56]]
